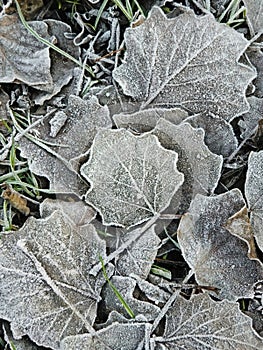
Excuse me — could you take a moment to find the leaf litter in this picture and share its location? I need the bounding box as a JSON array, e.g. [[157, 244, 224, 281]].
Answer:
[[0, 1, 263, 349]]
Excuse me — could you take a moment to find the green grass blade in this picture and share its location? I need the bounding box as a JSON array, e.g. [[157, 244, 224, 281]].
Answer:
[[94, 0, 109, 29], [99, 255, 135, 318]]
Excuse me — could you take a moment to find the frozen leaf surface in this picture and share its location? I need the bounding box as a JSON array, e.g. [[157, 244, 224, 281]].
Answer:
[[239, 97, 263, 139], [185, 113, 238, 157], [247, 48, 263, 98], [243, 0, 263, 34], [19, 95, 111, 195], [151, 119, 222, 212], [0, 211, 107, 349], [245, 151, 263, 253], [177, 189, 263, 300], [153, 293, 263, 350], [0, 14, 53, 90], [81, 129, 184, 227], [61, 322, 150, 350], [116, 225, 160, 279], [40, 198, 96, 226], [113, 6, 255, 120], [113, 108, 188, 133]]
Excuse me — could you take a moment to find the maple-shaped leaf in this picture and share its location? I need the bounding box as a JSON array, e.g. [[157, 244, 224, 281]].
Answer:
[[245, 150, 263, 253], [113, 6, 255, 120], [177, 189, 263, 301], [0, 14, 53, 90], [243, 0, 263, 35], [18, 95, 111, 195], [0, 211, 107, 349], [152, 293, 263, 350], [61, 322, 150, 350], [81, 129, 184, 227]]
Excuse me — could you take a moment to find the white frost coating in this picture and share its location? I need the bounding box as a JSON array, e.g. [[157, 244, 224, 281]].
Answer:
[[245, 150, 263, 253], [81, 128, 184, 228], [113, 6, 256, 120]]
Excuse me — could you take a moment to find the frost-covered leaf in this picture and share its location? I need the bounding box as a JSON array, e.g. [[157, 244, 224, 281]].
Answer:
[[102, 276, 160, 320], [247, 48, 263, 98], [185, 113, 238, 157], [177, 189, 263, 300], [0, 14, 53, 90], [0, 211, 107, 349], [243, 0, 263, 35], [239, 96, 263, 139], [33, 20, 80, 105], [61, 322, 150, 350], [152, 293, 263, 350], [3, 322, 46, 350], [113, 108, 188, 132], [113, 6, 255, 120], [40, 198, 96, 226], [245, 150, 263, 253], [81, 129, 184, 227], [19, 95, 111, 195], [115, 225, 160, 279], [151, 120, 222, 212]]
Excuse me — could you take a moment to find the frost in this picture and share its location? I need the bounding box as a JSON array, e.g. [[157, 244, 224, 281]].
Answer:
[[40, 198, 96, 226], [0, 211, 107, 349], [243, 0, 263, 35], [115, 225, 161, 279], [151, 120, 222, 212], [152, 293, 263, 349], [185, 113, 238, 157], [113, 6, 255, 120], [247, 48, 263, 98], [177, 189, 263, 300], [113, 108, 188, 132], [239, 96, 263, 140], [81, 128, 184, 227], [0, 14, 53, 90], [18, 95, 111, 195], [61, 322, 150, 350], [245, 150, 263, 253]]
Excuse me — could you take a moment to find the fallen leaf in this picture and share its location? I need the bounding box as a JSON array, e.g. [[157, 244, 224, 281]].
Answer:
[[115, 225, 161, 279], [0, 211, 107, 349], [113, 6, 255, 120], [185, 113, 238, 157], [61, 322, 150, 350], [151, 119, 223, 212], [177, 189, 263, 300], [18, 95, 112, 195], [243, 0, 263, 35], [239, 96, 263, 140], [226, 206, 258, 259], [0, 14, 53, 90], [113, 107, 188, 133], [247, 48, 263, 98], [81, 128, 184, 227], [245, 150, 263, 253], [152, 293, 263, 349]]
